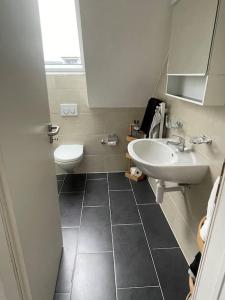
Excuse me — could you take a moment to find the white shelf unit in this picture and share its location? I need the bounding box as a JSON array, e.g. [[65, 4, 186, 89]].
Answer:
[[166, 74, 225, 106], [166, 75, 207, 105]]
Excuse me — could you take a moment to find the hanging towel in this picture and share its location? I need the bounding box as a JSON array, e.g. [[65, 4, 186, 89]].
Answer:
[[188, 252, 202, 281], [200, 176, 220, 242], [149, 106, 162, 138], [140, 98, 162, 138]]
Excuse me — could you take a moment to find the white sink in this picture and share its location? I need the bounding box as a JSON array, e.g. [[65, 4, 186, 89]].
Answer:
[[128, 139, 208, 184]]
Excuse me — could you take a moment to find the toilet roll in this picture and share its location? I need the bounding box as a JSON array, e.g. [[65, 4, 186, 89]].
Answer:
[[130, 167, 142, 177]]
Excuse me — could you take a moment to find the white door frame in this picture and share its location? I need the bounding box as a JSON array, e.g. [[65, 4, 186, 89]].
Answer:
[[193, 165, 225, 300], [0, 149, 32, 300]]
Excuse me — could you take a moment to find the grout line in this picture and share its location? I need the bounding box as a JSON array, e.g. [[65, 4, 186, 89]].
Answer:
[[137, 203, 158, 206], [112, 223, 142, 227], [107, 172, 119, 300], [117, 285, 160, 290], [107, 171, 128, 174], [152, 247, 180, 250], [129, 179, 165, 300], [109, 189, 132, 192], [57, 174, 66, 180], [78, 251, 113, 254], [61, 226, 80, 229], [87, 172, 108, 174], [58, 191, 84, 194], [87, 178, 107, 181], [83, 205, 107, 208], [70, 173, 88, 298], [58, 175, 67, 195]]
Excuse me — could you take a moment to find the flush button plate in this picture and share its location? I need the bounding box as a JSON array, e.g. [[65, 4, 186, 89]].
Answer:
[[60, 104, 78, 116]]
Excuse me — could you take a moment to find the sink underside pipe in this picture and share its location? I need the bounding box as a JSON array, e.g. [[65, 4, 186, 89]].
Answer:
[[156, 180, 187, 204]]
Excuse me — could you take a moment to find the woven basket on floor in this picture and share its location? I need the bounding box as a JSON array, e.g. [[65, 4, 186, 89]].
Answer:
[[197, 216, 206, 253], [185, 292, 192, 300]]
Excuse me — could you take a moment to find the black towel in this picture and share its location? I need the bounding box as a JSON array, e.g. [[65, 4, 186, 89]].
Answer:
[[189, 252, 202, 278], [140, 98, 162, 138]]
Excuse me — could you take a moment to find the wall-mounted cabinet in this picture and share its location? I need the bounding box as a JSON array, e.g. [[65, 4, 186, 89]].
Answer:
[[167, 0, 225, 106], [168, 0, 218, 75], [167, 75, 225, 106]]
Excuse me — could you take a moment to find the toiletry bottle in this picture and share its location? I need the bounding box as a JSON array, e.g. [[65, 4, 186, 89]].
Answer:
[[132, 120, 140, 138]]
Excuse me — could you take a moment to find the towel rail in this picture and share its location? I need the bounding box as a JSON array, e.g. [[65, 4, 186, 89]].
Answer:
[[159, 102, 166, 138]]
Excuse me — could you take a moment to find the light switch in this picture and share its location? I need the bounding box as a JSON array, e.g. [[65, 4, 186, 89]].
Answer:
[[60, 104, 78, 116]]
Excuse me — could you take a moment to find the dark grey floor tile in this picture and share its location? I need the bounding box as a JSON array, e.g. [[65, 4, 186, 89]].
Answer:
[[57, 174, 66, 181], [59, 193, 83, 227], [117, 287, 162, 300], [84, 179, 108, 206], [54, 293, 70, 300], [71, 253, 116, 300], [113, 225, 158, 288], [61, 174, 86, 192], [110, 191, 140, 225], [152, 248, 189, 300], [78, 207, 112, 253], [131, 179, 156, 204], [57, 181, 63, 193], [108, 172, 131, 190], [55, 228, 79, 293], [87, 173, 107, 179], [139, 205, 178, 249]]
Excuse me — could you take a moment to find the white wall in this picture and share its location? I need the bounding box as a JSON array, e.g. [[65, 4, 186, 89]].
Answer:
[[79, 0, 172, 107]]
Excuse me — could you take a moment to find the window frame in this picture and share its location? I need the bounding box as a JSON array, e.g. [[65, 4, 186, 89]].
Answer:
[[43, 0, 85, 73]]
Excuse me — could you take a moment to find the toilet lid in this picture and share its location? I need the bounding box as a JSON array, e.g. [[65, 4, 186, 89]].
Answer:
[[54, 145, 83, 163]]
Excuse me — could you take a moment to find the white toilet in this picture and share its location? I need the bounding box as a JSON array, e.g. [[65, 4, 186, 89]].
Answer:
[[54, 144, 84, 173]]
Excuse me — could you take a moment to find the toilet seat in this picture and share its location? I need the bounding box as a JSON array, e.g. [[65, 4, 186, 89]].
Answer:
[[54, 145, 83, 163]]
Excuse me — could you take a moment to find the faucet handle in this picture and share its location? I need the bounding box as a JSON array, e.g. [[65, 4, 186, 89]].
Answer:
[[190, 135, 212, 145], [172, 134, 185, 143]]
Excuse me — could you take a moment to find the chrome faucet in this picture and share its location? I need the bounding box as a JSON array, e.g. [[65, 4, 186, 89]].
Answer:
[[167, 135, 186, 152], [190, 135, 212, 145]]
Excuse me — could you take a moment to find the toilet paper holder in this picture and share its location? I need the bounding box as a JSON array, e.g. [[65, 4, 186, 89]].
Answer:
[[101, 134, 119, 146]]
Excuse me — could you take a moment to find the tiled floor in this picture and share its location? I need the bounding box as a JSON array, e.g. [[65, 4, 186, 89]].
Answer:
[[55, 172, 188, 300]]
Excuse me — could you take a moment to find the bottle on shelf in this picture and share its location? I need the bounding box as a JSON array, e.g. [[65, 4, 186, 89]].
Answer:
[[129, 120, 141, 138]]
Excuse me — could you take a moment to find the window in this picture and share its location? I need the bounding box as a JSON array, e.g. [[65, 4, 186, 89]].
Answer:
[[38, 0, 84, 72]]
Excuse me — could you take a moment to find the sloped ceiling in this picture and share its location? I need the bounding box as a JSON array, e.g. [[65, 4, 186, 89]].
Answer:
[[79, 0, 172, 107]]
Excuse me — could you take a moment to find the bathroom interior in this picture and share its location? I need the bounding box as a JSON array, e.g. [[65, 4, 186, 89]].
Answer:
[[0, 0, 225, 300]]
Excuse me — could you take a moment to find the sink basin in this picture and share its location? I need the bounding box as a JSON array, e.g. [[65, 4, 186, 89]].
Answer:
[[128, 139, 208, 184]]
